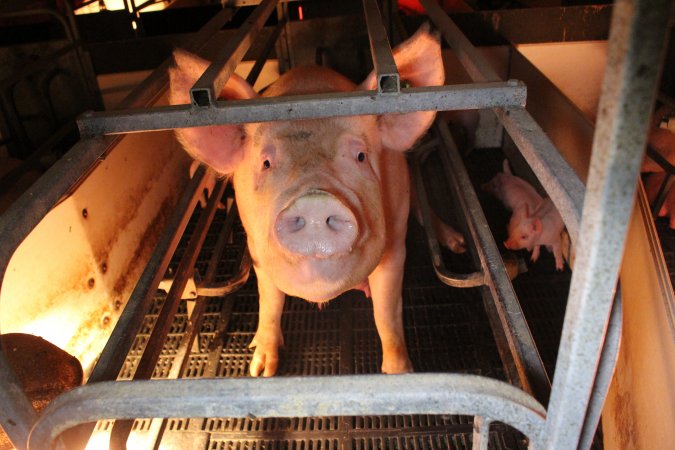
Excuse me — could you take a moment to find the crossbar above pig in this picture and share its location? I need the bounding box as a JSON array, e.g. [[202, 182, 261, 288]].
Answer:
[[169, 25, 461, 377]]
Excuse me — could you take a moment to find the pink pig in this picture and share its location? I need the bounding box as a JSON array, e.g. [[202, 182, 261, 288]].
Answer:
[[483, 160, 565, 270], [504, 199, 565, 271], [169, 26, 463, 377], [482, 159, 543, 213]]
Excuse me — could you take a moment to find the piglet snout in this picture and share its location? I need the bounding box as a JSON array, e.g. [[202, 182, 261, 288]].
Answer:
[[275, 191, 358, 258]]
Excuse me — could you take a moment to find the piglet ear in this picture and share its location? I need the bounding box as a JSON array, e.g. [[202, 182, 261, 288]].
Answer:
[[532, 218, 543, 235], [169, 49, 257, 175], [359, 23, 444, 152]]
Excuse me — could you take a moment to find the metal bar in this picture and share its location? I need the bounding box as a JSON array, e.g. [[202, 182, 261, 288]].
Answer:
[[109, 177, 227, 448], [419, 0, 499, 83], [87, 170, 208, 383], [78, 82, 527, 136], [420, 0, 586, 246], [0, 353, 36, 450], [543, 0, 670, 448], [434, 120, 550, 405], [190, 0, 278, 106], [0, 7, 237, 447], [409, 152, 485, 288], [362, 0, 399, 94], [245, 17, 287, 85], [28, 374, 547, 450], [578, 291, 623, 450], [472, 416, 491, 450]]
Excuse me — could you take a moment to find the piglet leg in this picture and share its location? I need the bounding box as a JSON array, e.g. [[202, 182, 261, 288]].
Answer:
[[530, 245, 541, 263], [368, 246, 413, 374], [552, 244, 564, 271], [249, 267, 286, 377]]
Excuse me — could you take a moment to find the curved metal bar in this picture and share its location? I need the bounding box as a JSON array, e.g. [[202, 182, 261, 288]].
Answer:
[[28, 374, 546, 450], [196, 249, 252, 297]]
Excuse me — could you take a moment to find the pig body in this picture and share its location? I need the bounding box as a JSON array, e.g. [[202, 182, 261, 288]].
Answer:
[[504, 199, 565, 271], [484, 160, 564, 270], [170, 26, 458, 376]]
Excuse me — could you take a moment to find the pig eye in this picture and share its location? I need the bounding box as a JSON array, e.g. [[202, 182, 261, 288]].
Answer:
[[356, 152, 366, 162], [263, 159, 271, 170]]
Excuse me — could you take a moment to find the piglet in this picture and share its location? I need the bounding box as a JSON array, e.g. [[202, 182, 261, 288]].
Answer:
[[483, 160, 565, 270], [504, 199, 565, 271], [644, 172, 675, 229]]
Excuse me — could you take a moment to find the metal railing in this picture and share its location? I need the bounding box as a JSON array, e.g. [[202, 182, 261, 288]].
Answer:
[[0, 0, 670, 449]]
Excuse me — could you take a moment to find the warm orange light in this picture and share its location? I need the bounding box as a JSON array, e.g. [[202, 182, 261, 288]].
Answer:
[[298, 5, 304, 21]]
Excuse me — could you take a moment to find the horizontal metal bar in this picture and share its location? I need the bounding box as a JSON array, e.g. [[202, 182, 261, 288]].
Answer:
[[78, 82, 527, 136], [190, 0, 278, 107], [434, 120, 551, 406], [362, 0, 399, 94], [28, 374, 546, 450]]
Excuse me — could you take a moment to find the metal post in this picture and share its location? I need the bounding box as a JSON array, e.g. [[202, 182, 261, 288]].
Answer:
[[190, 0, 279, 107], [543, 0, 670, 448], [362, 0, 400, 93]]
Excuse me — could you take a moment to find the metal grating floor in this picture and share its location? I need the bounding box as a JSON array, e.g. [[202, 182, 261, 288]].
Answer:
[[108, 148, 580, 449]]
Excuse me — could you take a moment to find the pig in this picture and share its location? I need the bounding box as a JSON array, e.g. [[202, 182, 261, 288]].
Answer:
[[482, 159, 543, 213], [483, 160, 565, 270], [644, 172, 675, 229], [169, 25, 464, 377], [504, 199, 565, 271]]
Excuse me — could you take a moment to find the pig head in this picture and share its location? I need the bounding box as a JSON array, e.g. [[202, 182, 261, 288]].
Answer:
[[169, 26, 443, 376]]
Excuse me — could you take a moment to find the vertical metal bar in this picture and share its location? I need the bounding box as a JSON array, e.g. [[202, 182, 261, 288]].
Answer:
[[362, 0, 400, 93], [190, 0, 278, 106], [471, 416, 491, 450], [543, 1, 670, 448]]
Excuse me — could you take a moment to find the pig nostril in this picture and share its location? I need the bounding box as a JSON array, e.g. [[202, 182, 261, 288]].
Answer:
[[292, 217, 305, 232], [326, 215, 349, 231]]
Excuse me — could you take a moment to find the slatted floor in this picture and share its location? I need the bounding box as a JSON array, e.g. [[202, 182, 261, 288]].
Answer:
[[105, 147, 583, 449]]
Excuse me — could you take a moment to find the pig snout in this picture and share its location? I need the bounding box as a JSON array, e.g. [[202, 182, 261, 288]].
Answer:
[[275, 191, 358, 258]]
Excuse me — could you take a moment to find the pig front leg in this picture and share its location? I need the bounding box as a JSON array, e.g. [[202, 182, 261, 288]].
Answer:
[[551, 244, 565, 271], [249, 267, 286, 377], [530, 245, 541, 263], [368, 246, 413, 374]]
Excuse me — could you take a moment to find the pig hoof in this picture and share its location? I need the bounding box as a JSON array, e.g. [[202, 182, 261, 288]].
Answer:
[[249, 333, 283, 377]]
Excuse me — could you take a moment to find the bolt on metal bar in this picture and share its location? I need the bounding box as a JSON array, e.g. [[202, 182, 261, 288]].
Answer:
[[362, 0, 400, 94], [190, 0, 279, 107], [28, 374, 547, 450], [433, 120, 551, 406], [0, 8, 237, 447], [543, 0, 671, 448], [419, 0, 585, 246], [78, 82, 527, 136]]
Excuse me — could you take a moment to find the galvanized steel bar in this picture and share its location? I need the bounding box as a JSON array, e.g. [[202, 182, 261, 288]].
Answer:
[[190, 0, 279, 106], [78, 82, 527, 136], [0, 8, 237, 447], [433, 120, 551, 405], [543, 0, 670, 448], [420, 0, 585, 245], [418, 0, 499, 83], [362, 0, 400, 93], [28, 374, 547, 450], [472, 416, 492, 450]]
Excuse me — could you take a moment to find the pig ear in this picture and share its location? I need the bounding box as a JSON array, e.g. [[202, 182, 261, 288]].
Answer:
[[532, 218, 543, 234], [169, 49, 257, 174], [359, 24, 445, 152]]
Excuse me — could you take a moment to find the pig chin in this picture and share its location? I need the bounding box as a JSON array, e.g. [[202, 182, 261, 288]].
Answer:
[[270, 243, 384, 303]]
